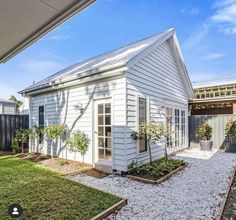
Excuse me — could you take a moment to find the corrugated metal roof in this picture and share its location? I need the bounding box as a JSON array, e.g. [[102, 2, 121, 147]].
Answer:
[[20, 29, 171, 94]]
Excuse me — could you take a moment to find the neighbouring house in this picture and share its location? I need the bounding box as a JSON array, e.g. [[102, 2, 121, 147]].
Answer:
[[19, 29, 193, 173], [0, 98, 16, 114], [189, 80, 236, 115]]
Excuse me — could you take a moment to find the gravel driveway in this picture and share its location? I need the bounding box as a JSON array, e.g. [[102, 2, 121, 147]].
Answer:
[[71, 149, 236, 220]]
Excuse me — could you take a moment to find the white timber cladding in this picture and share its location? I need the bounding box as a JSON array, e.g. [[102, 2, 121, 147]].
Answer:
[[125, 40, 189, 166], [1, 103, 16, 114], [29, 75, 126, 170]]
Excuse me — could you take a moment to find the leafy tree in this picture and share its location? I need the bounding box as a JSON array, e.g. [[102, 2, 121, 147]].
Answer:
[[44, 124, 66, 158], [15, 129, 30, 154], [9, 95, 23, 114], [133, 121, 173, 164], [29, 125, 44, 152], [153, 122, 173, 161], [139, 122, 158, 165], [67, 130, 90, 163]]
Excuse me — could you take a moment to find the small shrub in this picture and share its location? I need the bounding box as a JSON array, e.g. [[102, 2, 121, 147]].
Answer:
[[197, 120, 212, 141], [131, 131, 139, 140], [12, 140, 20, 154], [58, 159, 67, 166], [129, 157, 185, 180], [225, 119, 236, 142], [233, 204, 236, 216]]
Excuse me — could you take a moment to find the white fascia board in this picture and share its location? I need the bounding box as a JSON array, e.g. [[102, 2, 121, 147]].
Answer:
[[126, 29, 175, 69], [169, 31, 194, 99], [22, 65, 127, 96]]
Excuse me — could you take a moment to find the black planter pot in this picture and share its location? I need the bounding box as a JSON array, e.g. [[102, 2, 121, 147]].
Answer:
[[226, 142, 236, 153], [200, 140, 213, 151]]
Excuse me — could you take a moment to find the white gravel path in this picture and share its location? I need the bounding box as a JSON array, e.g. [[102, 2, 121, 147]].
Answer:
[[71, 149, 236, 220]]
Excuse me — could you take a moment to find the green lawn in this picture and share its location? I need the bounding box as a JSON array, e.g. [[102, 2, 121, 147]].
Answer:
[[0, 156, 121, 220]]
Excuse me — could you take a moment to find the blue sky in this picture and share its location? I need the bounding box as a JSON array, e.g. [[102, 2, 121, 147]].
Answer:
[[1, 0, 236, 99]]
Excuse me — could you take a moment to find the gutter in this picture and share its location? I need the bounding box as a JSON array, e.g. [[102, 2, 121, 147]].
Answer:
[[20, 63, 127, 96]]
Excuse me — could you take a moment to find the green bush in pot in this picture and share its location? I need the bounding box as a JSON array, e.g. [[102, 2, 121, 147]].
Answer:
[[225, 119, 236, 153], [197, 120, 213, 151]]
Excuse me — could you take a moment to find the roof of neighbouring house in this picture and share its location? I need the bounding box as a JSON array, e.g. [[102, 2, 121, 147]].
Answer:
[[19, 28, 193, 97], [0, 98, 16, 104]]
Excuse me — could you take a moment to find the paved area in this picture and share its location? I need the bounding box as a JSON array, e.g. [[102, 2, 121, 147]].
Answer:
[[71, 148, 236, 220]]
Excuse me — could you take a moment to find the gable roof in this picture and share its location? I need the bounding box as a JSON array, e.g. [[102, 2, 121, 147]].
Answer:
[[19, 28, 193, 98]]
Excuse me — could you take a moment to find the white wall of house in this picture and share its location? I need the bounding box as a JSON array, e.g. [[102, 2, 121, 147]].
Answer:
[[29, 74, 126, 171], [125, 39, 189, 168], [0, 102, 16, 114]]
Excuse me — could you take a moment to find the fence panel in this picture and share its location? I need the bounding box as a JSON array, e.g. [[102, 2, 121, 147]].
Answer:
[[189, 114, 236, 149], [0, 114, 29, 151]]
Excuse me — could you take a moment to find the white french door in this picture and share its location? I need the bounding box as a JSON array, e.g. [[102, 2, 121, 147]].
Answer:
[[94, 99, 112, 163]]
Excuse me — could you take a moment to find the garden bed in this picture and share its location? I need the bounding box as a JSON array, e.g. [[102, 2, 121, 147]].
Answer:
[[220, 168, 236, 220], [16, 153, 92, 175], [128, 158, 186, 184]]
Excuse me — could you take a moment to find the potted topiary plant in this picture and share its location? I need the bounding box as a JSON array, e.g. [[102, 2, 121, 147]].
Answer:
[[225, 119, 236, 153], [197, 120, 213, 151]]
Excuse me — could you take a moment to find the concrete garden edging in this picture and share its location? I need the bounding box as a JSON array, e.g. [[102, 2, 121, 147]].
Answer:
[[127, 162, 187, 185]]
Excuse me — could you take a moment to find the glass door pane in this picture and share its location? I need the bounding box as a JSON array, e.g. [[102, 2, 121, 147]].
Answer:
[[97, 103, 112, 160]]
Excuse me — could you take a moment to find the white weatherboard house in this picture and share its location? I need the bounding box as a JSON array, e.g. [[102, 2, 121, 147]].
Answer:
[[19, 29, 193, 173]]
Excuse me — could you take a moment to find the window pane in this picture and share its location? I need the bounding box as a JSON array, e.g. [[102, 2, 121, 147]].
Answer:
[[105, 138, 111, 148], [98, 127, 104, 136], [98, 104, 103, 114], [105, 103, 111, 114], [139, 137, 147, 153], [99, 149, 104, 159], [105, 127, 111, 137], [105, 149, 112, 160], [105, 115, 111, 125], [139, 98, 146, 124], [98, 115, 104, 125], [139, 98, 147, 153], [98, 138, 104, 148]]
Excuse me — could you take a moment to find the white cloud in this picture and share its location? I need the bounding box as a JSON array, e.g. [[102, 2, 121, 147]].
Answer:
[[202, 52, 224, 60], [183, 23, 209, 48], [211, 0, 236, 34]]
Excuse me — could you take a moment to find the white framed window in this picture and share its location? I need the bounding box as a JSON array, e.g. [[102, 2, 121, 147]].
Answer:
[[181, 110, 186, 146], [165, 107, 173, 148], [174, 109, 180, 148], [138, 97, 148, 153], [38, 106, 44, 144]]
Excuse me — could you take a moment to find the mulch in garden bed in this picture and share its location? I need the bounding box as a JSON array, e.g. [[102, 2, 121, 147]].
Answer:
[[15, 153, 92, 175], [221, 171, 236, 220], [82, 168, 110, 178]]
